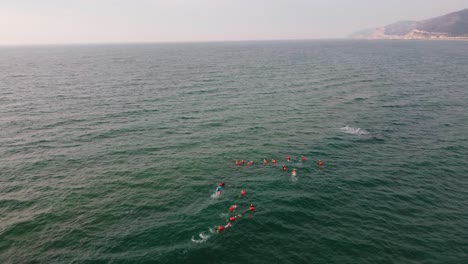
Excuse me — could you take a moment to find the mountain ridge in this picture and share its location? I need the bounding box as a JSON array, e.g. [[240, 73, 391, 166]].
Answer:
[[351, 8, 468, 40]]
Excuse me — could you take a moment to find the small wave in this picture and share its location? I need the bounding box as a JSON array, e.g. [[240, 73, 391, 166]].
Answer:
[[340, 126, 369, 135], [354, 97, 367, 101], [219, 213, 228, 218]]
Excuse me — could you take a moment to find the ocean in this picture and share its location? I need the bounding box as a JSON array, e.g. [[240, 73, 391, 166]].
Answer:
[[0, 40, 467, 263]]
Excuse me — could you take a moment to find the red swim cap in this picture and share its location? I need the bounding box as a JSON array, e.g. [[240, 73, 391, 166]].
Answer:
[[229, 206, 234, 212], [249, 207, 255, 211], [240, 189, 246, 196], [217, 226, 224, 232], [229, 217, 236, 222]]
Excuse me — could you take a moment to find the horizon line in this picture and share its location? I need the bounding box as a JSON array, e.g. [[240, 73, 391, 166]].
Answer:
[[0, 37, 353, 47]]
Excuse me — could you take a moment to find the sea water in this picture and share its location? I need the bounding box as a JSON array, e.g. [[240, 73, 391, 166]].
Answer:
[[1, 40, 467, 263]]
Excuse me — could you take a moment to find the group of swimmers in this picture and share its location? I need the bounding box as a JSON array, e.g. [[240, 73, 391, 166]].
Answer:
[[217, 202, 255, 232], [215, 181, 255, 232], [215, 155, 324, 233], [234, 156, 324, 177]]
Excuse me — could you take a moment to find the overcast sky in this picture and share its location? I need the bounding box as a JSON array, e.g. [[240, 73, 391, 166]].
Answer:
[[0, 0, 466, 45]]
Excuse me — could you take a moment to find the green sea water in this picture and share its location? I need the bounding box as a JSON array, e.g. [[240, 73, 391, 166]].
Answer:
[[0, 40, 467, 263]]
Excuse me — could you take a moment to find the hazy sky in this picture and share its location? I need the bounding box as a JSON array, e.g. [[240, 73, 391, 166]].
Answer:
[[0, 0, 466, 45]]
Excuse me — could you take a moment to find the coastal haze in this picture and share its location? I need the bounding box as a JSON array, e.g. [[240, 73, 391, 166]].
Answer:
[[0, 0, 468, 44]]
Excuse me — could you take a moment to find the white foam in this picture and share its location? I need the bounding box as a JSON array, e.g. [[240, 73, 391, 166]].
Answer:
[[210, 192, 220, 199], [191, 231, 211, 244], [340, 126, 369, 135], [191, 234, 210, 243]]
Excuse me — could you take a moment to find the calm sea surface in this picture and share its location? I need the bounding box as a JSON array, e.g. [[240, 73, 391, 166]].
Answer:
[[0, 40, 467, 263]]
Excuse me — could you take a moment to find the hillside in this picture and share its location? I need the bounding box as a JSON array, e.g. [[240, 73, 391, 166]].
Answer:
[[350, 8, 468, 39]]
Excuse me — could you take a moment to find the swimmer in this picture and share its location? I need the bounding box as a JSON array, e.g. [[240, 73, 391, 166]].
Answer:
[[228, 214, 242, 223], [271, 159, 276, 165], [241, 160, 245, 165], [282, 165, 287, 172], [240, 189, 246, 197], [216, 186, 223, 195], [235, 160, 240, 166], [318, 160, 324, 167], [249, 203, 255, 212], [263, 159, 267, 165], [286, 156, 291, 162], [218, 181, 225, 188], [291, 168, 297, 177], [301, 156, 306, 162], [229, 204, 238, 212], [247, 161, 252, 167]]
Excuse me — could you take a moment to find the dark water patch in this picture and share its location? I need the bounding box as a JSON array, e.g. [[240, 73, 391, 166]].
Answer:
[[354, 137, 385, 144], [179, 116, 199, 120], [8, 74, 28, 78], [200, 122, 224, 128], [354, 97, 367, 101]]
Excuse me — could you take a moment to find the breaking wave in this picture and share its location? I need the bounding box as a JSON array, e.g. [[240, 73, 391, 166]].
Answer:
[[340, 126, 369, 135]]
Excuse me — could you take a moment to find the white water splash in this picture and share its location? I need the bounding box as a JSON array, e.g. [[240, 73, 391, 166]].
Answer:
[[191, 232, 211, 243], [210, 192, 220, 199], [340, 126, 369, 135], [191, 227, 217, 243]]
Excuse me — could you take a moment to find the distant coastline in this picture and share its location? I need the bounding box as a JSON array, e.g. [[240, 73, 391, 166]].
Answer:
[[351, 29, 468, 40], [350, 8, 468, 40]]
